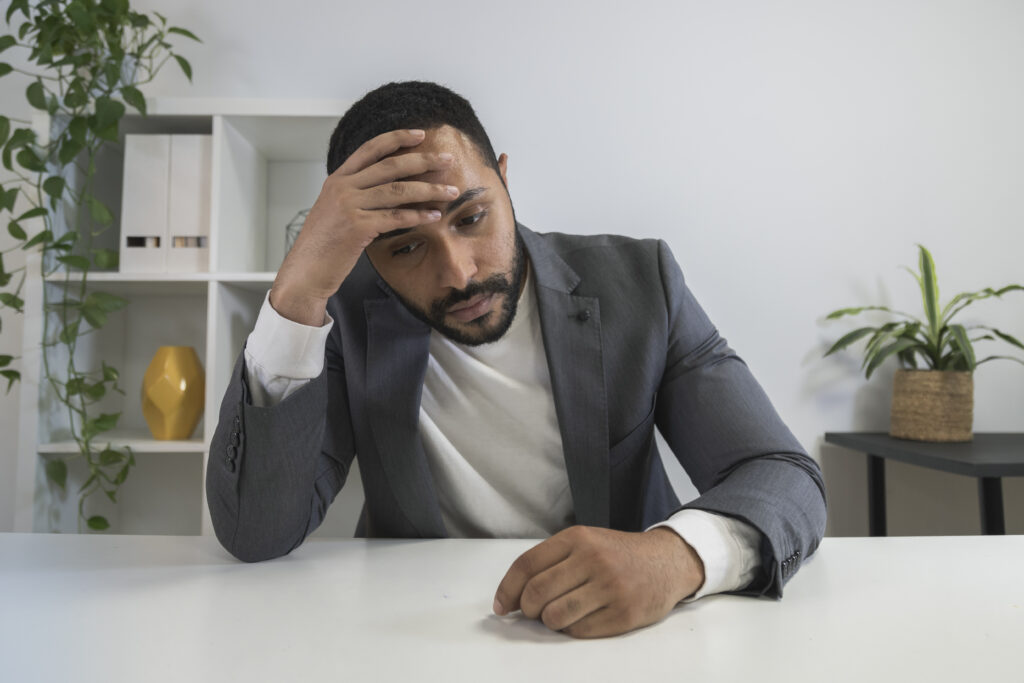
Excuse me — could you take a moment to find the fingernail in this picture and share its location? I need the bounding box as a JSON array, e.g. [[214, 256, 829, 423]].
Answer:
[[446, 185, 459, 196], [493, 598, 505, 615], [410, 129, 425, 137], [427, 210, 441, 220], [439, 152, 454, 161]]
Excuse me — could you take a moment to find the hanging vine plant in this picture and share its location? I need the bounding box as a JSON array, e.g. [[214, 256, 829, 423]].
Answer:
[[0, 0, 200, 531]]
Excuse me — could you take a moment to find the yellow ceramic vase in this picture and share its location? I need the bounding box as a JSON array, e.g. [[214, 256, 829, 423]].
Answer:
[[141, 346, 205, 440]]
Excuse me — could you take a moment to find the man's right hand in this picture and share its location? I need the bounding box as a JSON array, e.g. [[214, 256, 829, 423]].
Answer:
[[270, 128, 459, 326]]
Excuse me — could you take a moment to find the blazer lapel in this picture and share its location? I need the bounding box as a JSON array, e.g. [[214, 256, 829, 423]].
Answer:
[[521, 226, 611, 528], [364, 294, 447, 537]]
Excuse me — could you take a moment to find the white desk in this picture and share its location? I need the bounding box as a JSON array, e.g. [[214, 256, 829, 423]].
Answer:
[[1, 533, 1021, 682]]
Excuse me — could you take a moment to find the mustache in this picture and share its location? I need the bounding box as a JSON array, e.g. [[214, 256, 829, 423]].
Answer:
[[429, 273, 513, 319]]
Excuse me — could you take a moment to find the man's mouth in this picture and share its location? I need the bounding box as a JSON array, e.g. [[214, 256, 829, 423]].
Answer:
[[447, 293, 496, 323]]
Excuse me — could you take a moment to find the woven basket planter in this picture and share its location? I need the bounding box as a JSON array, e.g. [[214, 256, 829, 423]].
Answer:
[[889, 369, 973, 442]]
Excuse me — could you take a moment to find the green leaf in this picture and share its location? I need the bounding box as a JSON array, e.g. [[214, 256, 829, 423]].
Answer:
[[173, 54, 193, 82], [17, 206, 47, 221], [168, 26, 201, 42], [58, 138, 83, 165], [87, 515, 110, 531], [83, 412, 120, 440], [948, 324, 976, 371], [26, 80, 47, 110], [865, 338, 920, 380], [0, 354, 11, 367], [66, 377, 86, 395], [80, 303, 106, 330], [861, 322, 903, 368], [0, 116, 9, 146], [915, 244, 940, 340], [0, 186, 17, 212], [84, 382, 106, 400], [42, 175, 65, 201], [58, 320, 80, 344], [113, 464, 130, 486], [87, 196, 113, 225], [86, 291, 128, 313], [45, 459, 68, 491], [8, 220, 25, 239], [57, 254, 90, 270], [823, 326, 878, 357], [99, 449, 124, 466], [93, 96, 125, 132], [15, 147, 44, 172], [1, 369, 19, 392], [977, 327, 1024, 353], [825, 305, 917, 321], [0, 292, 24, 310], [22, 229, 53, 249], [6, 0, 29, 24], [0, 36, 16, 54], [104, 489, 117, 504], [68, 117, 87, 145], [0, 63, 12, 78], [119, 85, 146, 115], [976, 355, 1024, 368], [92, 248, 118, 270], [102, 363, 119, 382]]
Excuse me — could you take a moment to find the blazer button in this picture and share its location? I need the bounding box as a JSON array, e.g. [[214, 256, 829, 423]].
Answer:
[[225, 457, 236, 473], [577, 309, 591, 322], [230, 432, 240, 446]]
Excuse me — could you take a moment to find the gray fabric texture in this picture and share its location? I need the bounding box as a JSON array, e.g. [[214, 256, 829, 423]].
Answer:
[[206, 224, 827, 597]]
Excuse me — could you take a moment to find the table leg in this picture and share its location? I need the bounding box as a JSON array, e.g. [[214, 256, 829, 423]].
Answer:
[[978, 477, 1005, 535], [867, 454, 887, 537]]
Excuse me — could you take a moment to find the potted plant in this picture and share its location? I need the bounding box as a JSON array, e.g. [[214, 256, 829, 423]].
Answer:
[[823, 244, 1024, 442], [0, 0, 199, 530]]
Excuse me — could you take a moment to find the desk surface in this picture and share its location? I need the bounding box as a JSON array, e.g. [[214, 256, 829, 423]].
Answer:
[[824, 431, 1024, 477], [1, 533, 1022, 683]]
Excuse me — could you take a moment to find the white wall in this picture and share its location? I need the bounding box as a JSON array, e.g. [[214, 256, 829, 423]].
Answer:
[[3, 0, 1023, 534]]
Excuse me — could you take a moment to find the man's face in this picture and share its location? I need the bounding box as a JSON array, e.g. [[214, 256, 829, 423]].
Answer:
[[364, 125, 525, 346]]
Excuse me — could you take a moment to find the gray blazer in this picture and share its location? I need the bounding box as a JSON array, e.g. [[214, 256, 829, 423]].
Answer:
[[207, 224, 826, 597]]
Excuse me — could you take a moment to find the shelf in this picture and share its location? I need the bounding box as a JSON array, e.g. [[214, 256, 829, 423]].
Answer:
[[39, 431, 205, 454], [43, 271, 276, 295]]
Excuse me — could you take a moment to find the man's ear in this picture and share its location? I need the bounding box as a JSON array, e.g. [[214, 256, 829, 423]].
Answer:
[[498, 153, 509, 188]]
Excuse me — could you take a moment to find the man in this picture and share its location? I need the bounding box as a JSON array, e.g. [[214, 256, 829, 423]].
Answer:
[[207, 81, 826, 639]]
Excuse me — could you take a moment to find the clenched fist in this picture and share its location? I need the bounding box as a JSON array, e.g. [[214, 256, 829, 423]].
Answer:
[[493, 525, 705, 638]]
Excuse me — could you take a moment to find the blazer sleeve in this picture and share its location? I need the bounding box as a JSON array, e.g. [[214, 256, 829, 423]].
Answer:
[[206, 330, 356, 562], [652, 240, 827, 597]]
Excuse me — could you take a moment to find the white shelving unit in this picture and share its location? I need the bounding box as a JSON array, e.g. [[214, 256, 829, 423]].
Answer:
[[13, 98, 350, 536]]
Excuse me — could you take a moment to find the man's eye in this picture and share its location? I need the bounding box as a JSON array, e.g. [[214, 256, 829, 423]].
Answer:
[[459, 210, 487, 227], [393, 242, 421, 257]]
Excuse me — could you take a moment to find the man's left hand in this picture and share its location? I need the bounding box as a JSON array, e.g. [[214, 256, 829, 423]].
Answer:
[[492, 525, 705, 638]]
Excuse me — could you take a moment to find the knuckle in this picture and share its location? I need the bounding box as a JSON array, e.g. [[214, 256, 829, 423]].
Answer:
[[388, 181, 405, 196], [540, 603, 564, 631], [387, 208, 405, 222]]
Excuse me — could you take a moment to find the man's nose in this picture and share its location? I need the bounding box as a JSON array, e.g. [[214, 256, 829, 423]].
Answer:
[[434, 235, 478, 291]]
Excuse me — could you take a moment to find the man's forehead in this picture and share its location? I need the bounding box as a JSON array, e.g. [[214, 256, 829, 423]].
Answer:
[[388, 125, 488, 182]]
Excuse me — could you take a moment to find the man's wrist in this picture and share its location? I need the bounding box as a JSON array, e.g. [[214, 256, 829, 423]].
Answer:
[[268, 282, 329, 327], [646, 526, 706, 602]]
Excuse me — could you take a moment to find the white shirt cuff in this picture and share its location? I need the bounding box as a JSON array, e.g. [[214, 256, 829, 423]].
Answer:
[[647, 509, 762, 601], [243, 291, 334, 407]]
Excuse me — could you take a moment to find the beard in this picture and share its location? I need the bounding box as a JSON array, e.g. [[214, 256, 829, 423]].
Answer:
[[392, 228, 527, 346]]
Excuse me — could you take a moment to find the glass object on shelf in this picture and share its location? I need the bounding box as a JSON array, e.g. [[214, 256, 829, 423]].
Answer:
[[142, 346, 206, 440], [285, 208, 311, 255]]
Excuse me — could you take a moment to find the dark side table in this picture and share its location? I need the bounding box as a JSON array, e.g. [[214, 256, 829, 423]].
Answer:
[[823, 432, 1024, 536]]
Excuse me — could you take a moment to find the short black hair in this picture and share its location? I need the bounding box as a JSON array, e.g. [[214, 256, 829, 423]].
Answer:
[[326, 81, 501, 177]]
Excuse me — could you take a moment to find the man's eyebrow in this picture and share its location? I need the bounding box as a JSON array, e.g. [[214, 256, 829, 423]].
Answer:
[[371, 186, 489, 244]]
